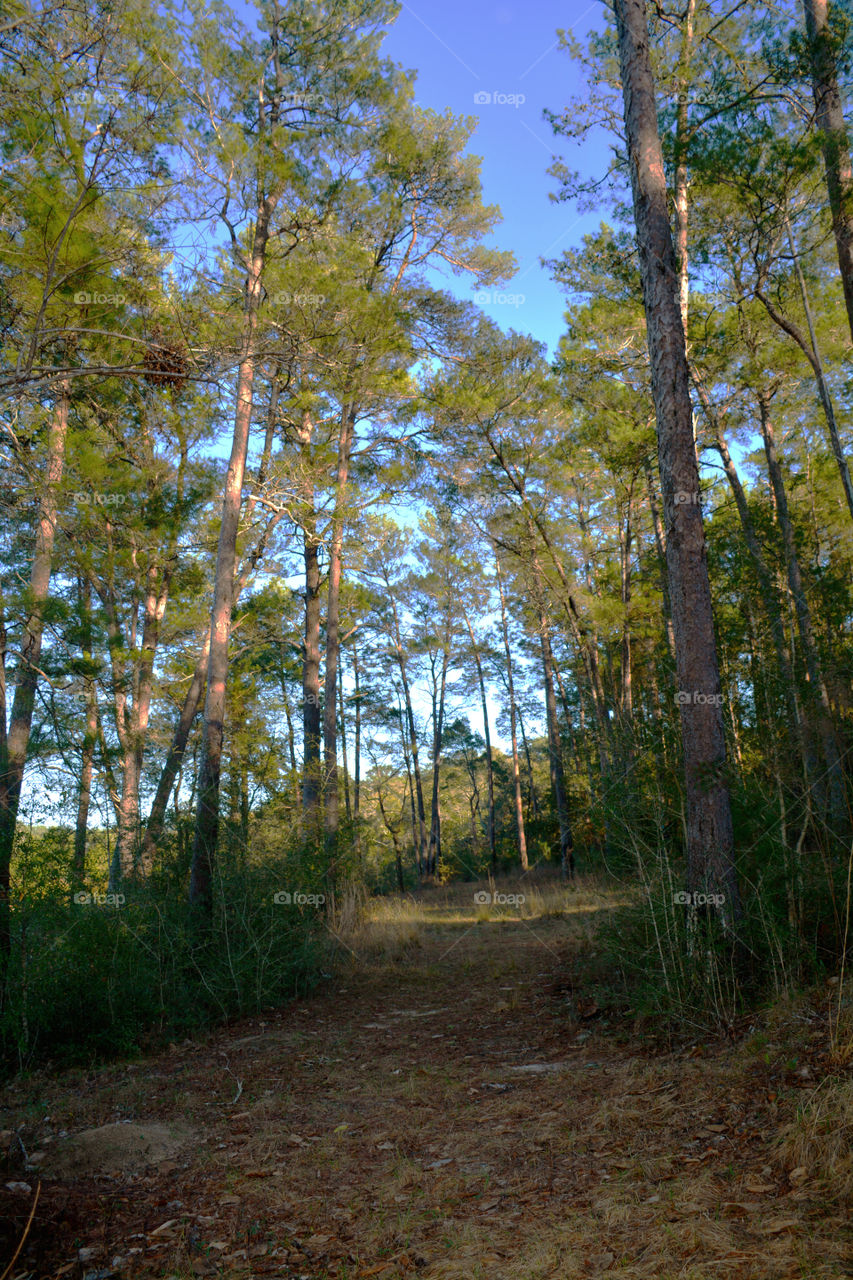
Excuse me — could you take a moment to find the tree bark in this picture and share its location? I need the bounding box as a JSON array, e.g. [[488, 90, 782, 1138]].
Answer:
[[396, 686, 420, 875], [530, 539, 574, 880], [280, 650, 298, 775], [619, 491, 634, 758], [107, 559, 172, 889], [140, 511, 284, 872], [189, 194, 275, 910], [462, 605, 496, 870], [386, 585, 428, 871], [376, 782, 405, 894], [426, 611, 451, 878], [693, 373, 806, 771], [302, 519, 323, 842], [517, 702, 539, 821], [803, 0, 853, 344], [614, 0, 741, 922], [674, 0, 696, 334], [757, 390, 847, 836], [0, 380, 68, 986], [323, 403, 356, 858], [73, 578, 97, 885], [787, 218, 853, 521], [644, 456, 676, 663], [353, 633, 362, 854], [338, 659, 352, 823], [755, 263, 853, 523], [494, 550, 528, 870]]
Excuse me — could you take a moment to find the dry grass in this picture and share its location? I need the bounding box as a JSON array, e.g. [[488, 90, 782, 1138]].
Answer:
[[778, 1074, 853, 1207]]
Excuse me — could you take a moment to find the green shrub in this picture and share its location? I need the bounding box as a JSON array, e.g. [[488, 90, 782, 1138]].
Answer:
[[0, 857, 325, 1075]]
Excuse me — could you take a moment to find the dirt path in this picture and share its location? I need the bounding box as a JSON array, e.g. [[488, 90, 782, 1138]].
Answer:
[[1, 879, 850, 1279]]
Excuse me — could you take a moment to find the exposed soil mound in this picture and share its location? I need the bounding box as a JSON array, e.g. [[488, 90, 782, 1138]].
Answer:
[[44, 1121, 194, 1178]]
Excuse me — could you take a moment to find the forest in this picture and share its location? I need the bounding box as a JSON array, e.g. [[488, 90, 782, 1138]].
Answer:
[[0, 0, 851, 1271]]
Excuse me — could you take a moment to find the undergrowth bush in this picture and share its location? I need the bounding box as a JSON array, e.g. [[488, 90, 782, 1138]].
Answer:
[[595, 833, 850, 1033], [0, 857, 326, 1076]]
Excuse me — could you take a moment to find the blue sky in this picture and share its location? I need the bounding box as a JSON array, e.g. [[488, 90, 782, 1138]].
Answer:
[[380, 0, 610, 356]]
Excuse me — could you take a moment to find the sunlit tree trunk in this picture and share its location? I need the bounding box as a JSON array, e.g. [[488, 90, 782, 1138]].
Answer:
[[189, 196, 274, 910], [108, 562, 171, 889], [494, 550, 528, 870], [427, 608, 452, 878], [694, 374, 807, 775], [529, 535, 574, 880], [0, 381, 68, 987], [352, 633, 362, 865], [302, 519, 323, 843], [803, 0, 853, 343], [757, 391, 847, 837], [386, 586, 428, 871], [674, 0, 696, 333], [73, 578, 97, 885], [461, 605, 496, 870], [323, 402, 356, 858], [615, 0, 741, 922], [338, 662, 352, 823]]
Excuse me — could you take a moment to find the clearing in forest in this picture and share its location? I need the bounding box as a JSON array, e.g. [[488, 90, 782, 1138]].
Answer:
[[0, 875, 850, 1280]]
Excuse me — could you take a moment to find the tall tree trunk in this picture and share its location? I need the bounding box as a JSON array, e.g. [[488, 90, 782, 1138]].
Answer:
[[397, 688, 420, 876], [323, 403, 356, 859], [757, 390, 847, 835], [353, 632, 362, 865], [107, 561, 172, 889], [189, 195, 274, 911], [494, 550, 528, 870], [788, 218, 853, 521], [644, 456, 676, 663], [240, 756, 249, 850], [338, 661, 352, 823], [302, 520, 322, 842], [615, 0, 741, 922], [530, 540, 574, 880], [140, 512, 283, 873], [0, 381, 68, 988], [803, 0, 853, 343], [674, 0, 696, 334], [755, 239, 853, 523], [427, 614, 451, 878], [619, 492, 634, 764], [376, 784, 405, 894], [694, 373, 807, 771], [387, 587, 428, 871], [280, 651, 298, 775], [462, 606, 496, 870], [141, 631, 209, 871], [517, 703, 539, 821], [553, 661, 580, 774], [73, 578, 97, 885]]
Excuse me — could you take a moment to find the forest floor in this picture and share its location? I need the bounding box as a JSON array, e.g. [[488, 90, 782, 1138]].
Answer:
[[0, 873, 851, 1280]]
